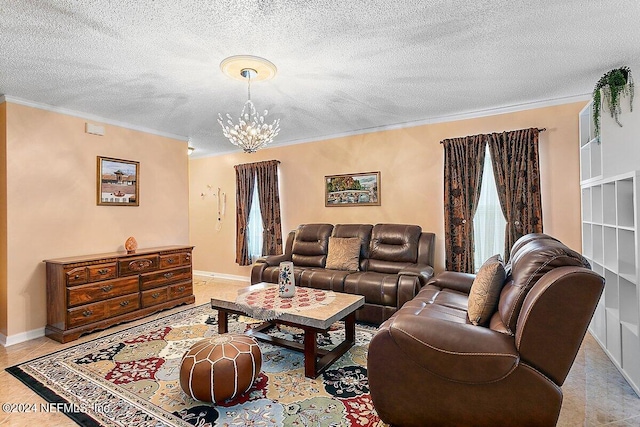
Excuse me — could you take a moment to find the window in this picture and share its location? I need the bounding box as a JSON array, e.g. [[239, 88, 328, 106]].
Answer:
[[473, 146, 506, 269], [247, 178, 263, 262]]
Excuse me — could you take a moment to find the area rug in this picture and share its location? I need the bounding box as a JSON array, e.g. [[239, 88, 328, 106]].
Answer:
[[6, 304, 386, 427]]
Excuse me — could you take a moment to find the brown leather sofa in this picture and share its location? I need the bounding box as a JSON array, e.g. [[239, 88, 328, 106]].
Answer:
[[367, 233, 604, 427], [250, 223, 435, 324]]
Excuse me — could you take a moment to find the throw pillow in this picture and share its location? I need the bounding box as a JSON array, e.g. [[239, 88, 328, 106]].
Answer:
[[325, 237, 361, 271], [468, 254, 506, 326]]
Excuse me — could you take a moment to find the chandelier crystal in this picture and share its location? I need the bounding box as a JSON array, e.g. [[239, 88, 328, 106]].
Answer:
[[218, 68, 280, 153]]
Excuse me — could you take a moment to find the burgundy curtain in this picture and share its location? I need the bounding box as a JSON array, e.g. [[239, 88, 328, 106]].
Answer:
[[254, 160, 283, 256], [234, 163, 255, 266], [487, 128, 543, 261], [442, 135, 486, 273]]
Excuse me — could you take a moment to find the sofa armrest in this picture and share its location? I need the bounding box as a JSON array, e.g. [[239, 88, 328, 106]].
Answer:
[[254, 253, 291, 266], [398, 263, 434, 287], [250, 254, 292, 285], [425, 271, 476, 294], [377, 313, 518, 383]]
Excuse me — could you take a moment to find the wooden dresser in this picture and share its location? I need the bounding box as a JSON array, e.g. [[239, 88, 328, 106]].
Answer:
[[44, 245, 195, 343]]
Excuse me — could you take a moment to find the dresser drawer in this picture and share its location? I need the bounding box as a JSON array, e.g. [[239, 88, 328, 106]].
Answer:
[[67, 277, 139, 307], [107, 293, 140, 318], [67, 301, 107, 328], [119, 255, 159, 276], [169, 281, 193, 300], [181, 252, 192, 265], [65, 267, 88, 286], [87, 262, 117, 282], [141, 287, 169, 308], [140, 266, 191, 290], [159, 253, 181, 269]]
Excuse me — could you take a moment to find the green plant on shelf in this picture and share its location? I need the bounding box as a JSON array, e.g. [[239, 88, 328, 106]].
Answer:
[[593, 66, 634, 140]]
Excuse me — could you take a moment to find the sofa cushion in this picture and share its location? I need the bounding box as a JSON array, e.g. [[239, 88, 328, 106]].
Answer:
[[367, 224, 422, 273], [498, 238, 589, 334], [291, 224, 333, 267], [325, 237, 361, 271], [468, 255, 506, 326], [332, 224, 373, 269], [298, 268, 350, 292], [344, 272, 399, 306]]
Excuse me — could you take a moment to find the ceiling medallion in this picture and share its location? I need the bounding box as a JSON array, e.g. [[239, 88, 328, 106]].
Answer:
[[217, 55, 280, 153]]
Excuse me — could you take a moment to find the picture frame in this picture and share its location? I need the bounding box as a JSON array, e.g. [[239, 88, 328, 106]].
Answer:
[[97, 156, 139, 206], [325, 171, 380, 207]]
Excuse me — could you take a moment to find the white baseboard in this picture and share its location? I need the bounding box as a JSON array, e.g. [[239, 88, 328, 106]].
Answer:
[[193, 270, 250, 283], [0, 327, 46, 347]]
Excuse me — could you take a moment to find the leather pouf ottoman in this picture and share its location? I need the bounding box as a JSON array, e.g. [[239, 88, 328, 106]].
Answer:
[[179, 334, 262, 403]]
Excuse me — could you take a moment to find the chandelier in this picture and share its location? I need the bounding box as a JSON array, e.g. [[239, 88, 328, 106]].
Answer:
[[217, 56, 280, 153]]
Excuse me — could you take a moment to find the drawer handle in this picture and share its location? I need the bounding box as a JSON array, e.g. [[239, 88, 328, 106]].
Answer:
[[164, 272, 174, 279], [129, 259, 152, 271], [177, 286, 185, 292], [152, 292, 161, 299], [120, 300, 130, 307], [185, 255, 191, 261], [101, 285, 113, 292], [82, 310, 93, 317], [167, 258, 175, 264], [74, 274, 81, 279], [98, 268, 110, 275]]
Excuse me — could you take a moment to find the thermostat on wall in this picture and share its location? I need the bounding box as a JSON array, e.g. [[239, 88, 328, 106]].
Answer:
[[85, 122, 105, 136]]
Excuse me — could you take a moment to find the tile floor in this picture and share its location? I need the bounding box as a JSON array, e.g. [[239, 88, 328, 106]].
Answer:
[[1, 275, 639, 426]]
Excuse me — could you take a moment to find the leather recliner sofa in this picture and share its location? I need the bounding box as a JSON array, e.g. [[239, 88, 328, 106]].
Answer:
[[250, 223, 435, 324], [367, 233, 605, 426]]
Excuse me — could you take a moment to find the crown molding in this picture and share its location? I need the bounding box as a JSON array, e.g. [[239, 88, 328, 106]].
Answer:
[[1, 95, 188, 142], [195, 93, 591, 158], [277, 93, 592, 147], [3, 92, 591, 159]]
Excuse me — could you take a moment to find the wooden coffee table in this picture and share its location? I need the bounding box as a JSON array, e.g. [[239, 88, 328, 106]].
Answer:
[[210, 282, 364, 378]]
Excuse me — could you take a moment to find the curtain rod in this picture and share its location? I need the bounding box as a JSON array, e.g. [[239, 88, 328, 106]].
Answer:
[[234, 159, 281, 167], [439, 127, 546, 144]]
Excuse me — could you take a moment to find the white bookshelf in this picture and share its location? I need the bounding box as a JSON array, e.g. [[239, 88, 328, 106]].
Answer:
[[582, 169, 640, 395], [582, 97, 640, 396]]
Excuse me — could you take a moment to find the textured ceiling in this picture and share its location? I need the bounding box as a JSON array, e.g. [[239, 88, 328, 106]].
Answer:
[[2, 0, 640, 158]]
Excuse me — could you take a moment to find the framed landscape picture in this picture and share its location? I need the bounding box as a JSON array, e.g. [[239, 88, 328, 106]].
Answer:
[[325, 171, 380, 207], [97, 156, 139, 206]]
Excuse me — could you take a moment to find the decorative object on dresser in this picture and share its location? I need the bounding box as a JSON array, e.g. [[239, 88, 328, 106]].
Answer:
[[97, 156, 139, 206], [124, 236, 138, 253], [325, 171, 380, 206], [44, 245, 194, 343]]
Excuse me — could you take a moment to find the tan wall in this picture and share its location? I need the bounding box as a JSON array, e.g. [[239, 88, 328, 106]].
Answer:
[[189, 101, 587, 277], [4, 102, 190, 337], [0, 103, 7, 336]]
